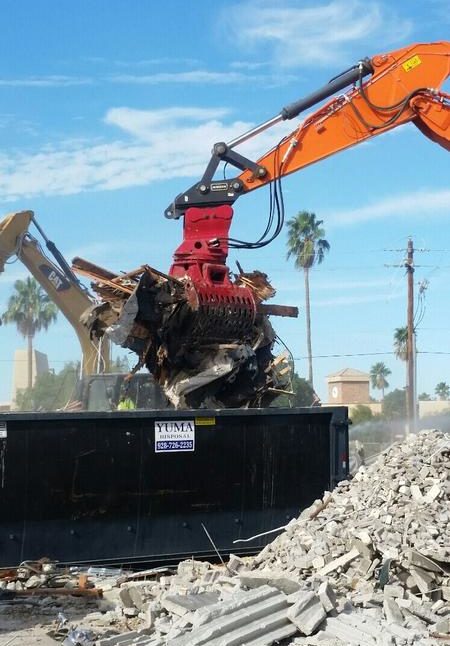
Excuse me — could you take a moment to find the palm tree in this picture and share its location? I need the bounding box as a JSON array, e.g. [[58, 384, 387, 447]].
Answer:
[[393, 326, 408, 361], [370, 362, 391, 400], [286, 211, 330, 387], [435, 382, 450, 400], [2, 277, 57, 389]]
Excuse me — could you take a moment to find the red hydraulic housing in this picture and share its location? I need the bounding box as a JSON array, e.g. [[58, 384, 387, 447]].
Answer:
[[169, 205, 256, 341]]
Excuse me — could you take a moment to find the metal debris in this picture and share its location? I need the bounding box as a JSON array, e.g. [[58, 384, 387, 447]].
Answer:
[[72, 257, 297, 409]]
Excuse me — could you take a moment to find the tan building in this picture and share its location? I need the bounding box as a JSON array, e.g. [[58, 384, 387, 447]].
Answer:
[[11, 349, 49, 408], [327, 368, 370, 405]]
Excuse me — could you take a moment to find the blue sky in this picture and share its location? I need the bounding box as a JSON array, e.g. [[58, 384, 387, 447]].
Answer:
[[0, 0, 449, 403]]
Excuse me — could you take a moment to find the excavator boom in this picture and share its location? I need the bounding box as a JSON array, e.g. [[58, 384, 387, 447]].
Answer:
[[0, 210, 110, 375], [166, 41, 450, 215], [238, 41, 450, 192]]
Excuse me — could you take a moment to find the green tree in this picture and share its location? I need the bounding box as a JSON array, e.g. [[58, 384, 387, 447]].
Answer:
[[111, 355, 130, 372], [274, 373, 316, 407], [435, 382, 450, 400], [351, 404, 374, 426], [286, 212, 330, 387], [370, 362, 391, 400], [382, 388, 406, 420], [15, 361, 79, 411], [2, 277, 57, 389], [394, 326, 408, 361], [418, 392, 431, 401]]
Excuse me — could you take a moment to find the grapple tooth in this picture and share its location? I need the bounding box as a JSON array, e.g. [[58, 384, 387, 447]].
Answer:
[[185, 284, 256, 342]]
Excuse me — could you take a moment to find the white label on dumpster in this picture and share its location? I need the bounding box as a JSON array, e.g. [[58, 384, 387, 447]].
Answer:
[[0, 422, 6, 438], [155, 420, 195, 452]]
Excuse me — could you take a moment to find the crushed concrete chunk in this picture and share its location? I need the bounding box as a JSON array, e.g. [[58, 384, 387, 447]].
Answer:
[[287, 591, 327, 636], [406, 549, 444, 573], [424, 483, 441, 503], [318, 581, 336, 613], [383, 598, 404, 625], [161, 591, 220, 617], [324, 616, 377, 646], [410, 566, 435, 594], [317, 547, 360, 576]]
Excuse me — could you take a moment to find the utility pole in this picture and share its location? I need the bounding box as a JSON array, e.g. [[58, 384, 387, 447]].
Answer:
[[405, 238, 416, 433]]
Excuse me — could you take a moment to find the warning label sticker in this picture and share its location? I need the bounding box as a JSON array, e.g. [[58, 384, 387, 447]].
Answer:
[[195, 416, 216, 426], [155, 420, 195, 452]]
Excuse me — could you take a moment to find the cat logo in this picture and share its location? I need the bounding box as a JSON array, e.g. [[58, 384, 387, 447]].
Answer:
[[39, 264, 71, 291]]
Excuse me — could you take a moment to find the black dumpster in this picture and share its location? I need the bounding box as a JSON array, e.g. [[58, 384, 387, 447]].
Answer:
[[0, 406, 348, 566]]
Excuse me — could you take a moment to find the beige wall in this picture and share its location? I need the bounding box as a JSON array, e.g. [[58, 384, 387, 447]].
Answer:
[[418, 400, 450, 417], [328, 380, 370, 404], [11, 349, 49, 409], [347, 400, 450, 419]]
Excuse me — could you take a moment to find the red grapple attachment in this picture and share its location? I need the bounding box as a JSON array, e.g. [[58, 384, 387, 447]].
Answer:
[[169, 205, 256, 342]]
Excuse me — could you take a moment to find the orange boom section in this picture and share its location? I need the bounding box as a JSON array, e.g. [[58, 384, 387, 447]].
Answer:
[[238, 41, 450, 192]]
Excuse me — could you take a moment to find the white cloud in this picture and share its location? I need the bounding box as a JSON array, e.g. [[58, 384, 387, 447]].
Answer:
[[104, 106, 232, 139], [0, 75, 92, 87], [220, 0, 412, 67], [326, 189, 450, 226], [230, 61, 269, 71], [108, 70, 296, 86], [108, 57, 202, 68], [109, 70, 248, 85], [0, 106, 294, 203]]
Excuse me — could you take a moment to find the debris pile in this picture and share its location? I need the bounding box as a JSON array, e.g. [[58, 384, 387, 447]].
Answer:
[[2, 431, 448, 645], [101, 430, 450, 645], [0, 559, 103, 600], [73, 257, 296, 409]]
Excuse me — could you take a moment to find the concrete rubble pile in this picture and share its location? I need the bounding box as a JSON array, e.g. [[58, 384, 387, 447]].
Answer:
[[1, 430, 448, 646], [95, 430, 450, 646]]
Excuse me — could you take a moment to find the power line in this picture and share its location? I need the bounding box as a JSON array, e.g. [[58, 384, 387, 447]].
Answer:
[[292, 350, 450, 360]]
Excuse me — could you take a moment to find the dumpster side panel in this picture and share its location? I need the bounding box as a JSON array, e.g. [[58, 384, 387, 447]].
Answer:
[[0, 408, 347, 565]]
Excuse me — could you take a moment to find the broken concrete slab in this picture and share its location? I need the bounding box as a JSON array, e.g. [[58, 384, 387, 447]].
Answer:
[[239, 573, 301, 595], [287, 591, 327, 636], [170, 585, 296, 646], [161, 591, 219, 617], [383, 598, 404, 625], [409, 566, 436, 594], [318, 581, 336, 613], [317, 547, 360, 576], [406, 549, 444, 573]]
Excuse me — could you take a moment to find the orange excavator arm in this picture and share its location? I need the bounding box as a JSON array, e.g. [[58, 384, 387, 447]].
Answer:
[[166, 41, 449, 219], [239, 42, 450, 191]]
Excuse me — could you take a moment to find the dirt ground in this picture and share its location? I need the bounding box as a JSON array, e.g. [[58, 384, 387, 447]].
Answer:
[[0, 587, 127, 645]]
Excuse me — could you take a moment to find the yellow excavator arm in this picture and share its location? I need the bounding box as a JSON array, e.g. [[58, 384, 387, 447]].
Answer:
[[0, 210, 110, 375]]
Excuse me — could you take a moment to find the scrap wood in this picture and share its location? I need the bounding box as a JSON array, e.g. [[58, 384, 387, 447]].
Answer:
[[110, 265, 146, 284], [308, 495, 333, 521], [72, 256, 117, 281], [0, 568, 17, 580], [117, 566, 172, 585], [142, 264, 183, 286], [257, 303, 299, 318], [235, 269, 276, 301]]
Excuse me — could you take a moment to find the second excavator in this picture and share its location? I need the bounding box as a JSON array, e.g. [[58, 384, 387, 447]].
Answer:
[[75, 40, 450, 409]]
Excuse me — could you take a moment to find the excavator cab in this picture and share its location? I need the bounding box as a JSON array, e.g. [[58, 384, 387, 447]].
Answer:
[[74, 372, 171, 411]]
